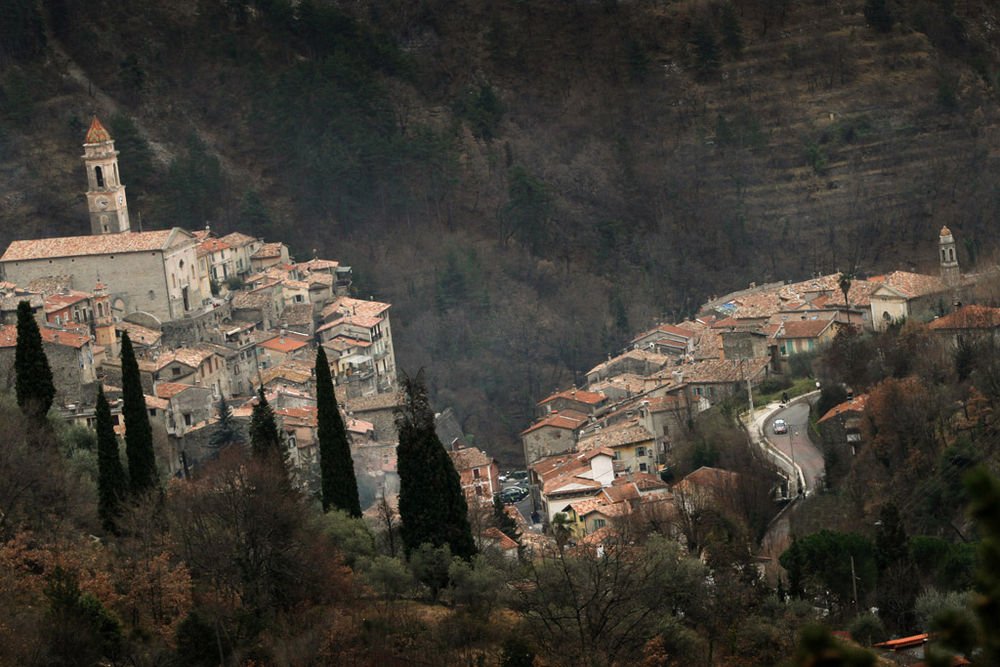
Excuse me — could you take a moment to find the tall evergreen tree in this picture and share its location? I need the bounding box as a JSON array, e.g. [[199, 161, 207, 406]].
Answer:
[[14, 300, 55, 420], [395, 372, 476, 560], [208, 395, 243, 451], [120, 332, 157, 493], [315, 347, 361, 516], [95, 386, 127, 532], [249, 387, 284, 463]]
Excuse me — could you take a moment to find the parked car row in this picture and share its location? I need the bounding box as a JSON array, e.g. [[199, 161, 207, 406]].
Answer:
[[499, 486, 529, 504], [499, 470, 528, 484]]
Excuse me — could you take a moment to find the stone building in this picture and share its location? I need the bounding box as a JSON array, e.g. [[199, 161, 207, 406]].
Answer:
[[0, 325, 97, 405], [0, 228, 208, 323]]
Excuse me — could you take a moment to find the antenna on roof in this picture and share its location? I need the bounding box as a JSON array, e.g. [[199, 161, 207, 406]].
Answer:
[[136, 211, 143, 233]]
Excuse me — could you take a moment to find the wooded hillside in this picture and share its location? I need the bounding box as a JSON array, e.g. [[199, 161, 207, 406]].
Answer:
[[2, 0, 1000, 461]]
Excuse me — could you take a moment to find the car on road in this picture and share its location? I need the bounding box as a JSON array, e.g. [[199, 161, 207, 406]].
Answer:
[[772, 418, 788, 435], [507, 470, 528, 483], [500, 486, 529, 504]]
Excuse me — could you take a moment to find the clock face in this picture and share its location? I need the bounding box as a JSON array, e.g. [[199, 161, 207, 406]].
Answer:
[[97, 197, 109, 209]]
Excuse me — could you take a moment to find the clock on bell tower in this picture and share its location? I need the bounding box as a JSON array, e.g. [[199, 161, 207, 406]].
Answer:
[[82, 117, 131, 235]]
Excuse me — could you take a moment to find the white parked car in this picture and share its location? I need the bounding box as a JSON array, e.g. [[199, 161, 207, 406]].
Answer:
[[773, 419, 788, 435]]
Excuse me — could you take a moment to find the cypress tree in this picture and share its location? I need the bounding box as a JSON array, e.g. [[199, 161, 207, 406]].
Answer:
[[395, 372, 476, 560], [95, 386, 127, 532], [120, 332, 157, 493], [315, 347, 361, 516], [249, 387, 284, 463], [14, 300, 55, 420], [208, 395, 243, 451]]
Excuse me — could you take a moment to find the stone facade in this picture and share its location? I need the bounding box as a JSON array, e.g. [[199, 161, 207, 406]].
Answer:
[[0, 228, 208, 323]]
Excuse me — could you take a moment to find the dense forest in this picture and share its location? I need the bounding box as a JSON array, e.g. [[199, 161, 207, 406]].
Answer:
[[3, 0, 1000, 459]]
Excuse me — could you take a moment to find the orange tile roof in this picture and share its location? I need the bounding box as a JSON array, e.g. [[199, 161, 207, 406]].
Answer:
[[1, 229, 177, 262], [44, 290, 91, 313], [219, 231, 258, 248], [321, 314, 384, 330], [675, 466, 739, 494], [449, 446, 494, 471], [873, 633, 928, 651], [323, 336, 372, 352], [252, 242, 285, 259], [276, 406, 318, 427], [679, 357, 769, 384], [155, 347, 217, 371], [928, 304, 1000, 330], [199, 238, 231, 253], [875, 271, 947, 299], [40, 327, 91, 349], [538, 388, 606, 406], [84, 116, 112, 143], [115, 321, 161, 346], [154, 382, 195, 399], [521, 410, 589, 435], [296, 258, 339, 271], [818, 394, 869, 424], [260, 335, 309, 353], [481, 527, 519, 551], [577, 419, 654, 450], [779, 319, 835, 339], [144, 395, 169, 410], [321, 296, 391, 321]]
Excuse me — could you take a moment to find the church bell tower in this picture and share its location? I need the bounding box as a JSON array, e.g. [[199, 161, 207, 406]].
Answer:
[[939, 226, 960, 286], [82, 117, 131, 235]]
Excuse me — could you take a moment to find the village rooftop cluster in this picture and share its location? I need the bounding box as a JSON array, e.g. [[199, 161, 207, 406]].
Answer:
[[0, 118, 500, 501], [519, 222, 995, 538]]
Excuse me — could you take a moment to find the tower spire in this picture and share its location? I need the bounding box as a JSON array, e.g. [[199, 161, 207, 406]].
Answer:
[[83, 116, 131, 235]]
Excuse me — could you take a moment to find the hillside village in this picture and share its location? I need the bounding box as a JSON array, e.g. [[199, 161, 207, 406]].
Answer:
[[0, 118, 502, 508], [519, 222, 999, 536]]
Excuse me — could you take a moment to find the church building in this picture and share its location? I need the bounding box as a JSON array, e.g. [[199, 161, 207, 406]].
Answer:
[[0, 118, 207, 323]]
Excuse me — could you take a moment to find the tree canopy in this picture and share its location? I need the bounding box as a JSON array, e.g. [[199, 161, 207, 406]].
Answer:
[[395, 372, 476, 560], [315, 347, 361, 516]]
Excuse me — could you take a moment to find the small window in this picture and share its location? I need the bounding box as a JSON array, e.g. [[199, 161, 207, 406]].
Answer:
[[639, 463, 648, 472], [183, 413, 192, 426], [473, 468, 481, 479], [594, 518, 606, 529], [172, 367, 181, 376], [95, 166, 105, 188], [148, 290, 155, 300], [148, 409, 156, 417]]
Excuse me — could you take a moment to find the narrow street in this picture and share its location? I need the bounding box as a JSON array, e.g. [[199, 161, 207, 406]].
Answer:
[[751, 395, 825, 584]]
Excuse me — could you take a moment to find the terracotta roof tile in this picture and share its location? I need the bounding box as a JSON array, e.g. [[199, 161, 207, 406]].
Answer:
[[481, 527, 519, 551], [251, 242, 286, 259], [818, 394, 869, 423], [321, 296, 391, 321], [538, 388, 606, 406], [219, 232, 258, 248], [1, 229, 178, 262], [260, 335, 309, 353], [577, 420, 654, 450], [154, 382, 195, 399], [521, 410, 589, 435], [84, 117, 112, 143], [928, 304, 1000, 330], [875, 271, 947, 299], [779, 319, 835, 339], [448, 446, 494, 471]]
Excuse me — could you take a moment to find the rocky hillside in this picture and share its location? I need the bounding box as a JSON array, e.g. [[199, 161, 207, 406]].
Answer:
[[2, 0, 1000, 461]]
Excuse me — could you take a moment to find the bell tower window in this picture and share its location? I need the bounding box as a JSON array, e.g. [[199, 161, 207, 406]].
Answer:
[[95, 166, 105, 188]]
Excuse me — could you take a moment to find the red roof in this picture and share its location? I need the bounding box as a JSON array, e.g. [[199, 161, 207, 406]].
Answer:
[[260, 336, 309, 353], [521, 410, 589, 435], [154, 382, 195, 399], [0, 324, 94, 349], [928, 304, 1000, 331], [818, 394, 869, 424], [538, 388, 606, 406], [199, 238, 231, 253], [481, 527, 519, 551], [780, 319, 834, 339], [84, 116, 112, 143], [873, 633, 928, 651]]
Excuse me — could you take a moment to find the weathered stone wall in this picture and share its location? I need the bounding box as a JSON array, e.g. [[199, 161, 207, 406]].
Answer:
[[1, 252, 171, 320]]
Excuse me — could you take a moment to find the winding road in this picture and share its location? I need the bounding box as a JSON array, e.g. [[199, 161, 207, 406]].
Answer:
[[752, 395, 825, 583]]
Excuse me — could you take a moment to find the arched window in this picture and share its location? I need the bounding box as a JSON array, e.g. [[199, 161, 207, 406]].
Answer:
[[95, 166, 105, 188]]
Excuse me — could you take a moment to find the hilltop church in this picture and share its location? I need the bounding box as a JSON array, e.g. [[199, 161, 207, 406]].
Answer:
[[0, 118, 208, 323]]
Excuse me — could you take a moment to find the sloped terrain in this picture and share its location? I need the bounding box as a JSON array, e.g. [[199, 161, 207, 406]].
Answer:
[[1, 0, 999, 460]]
